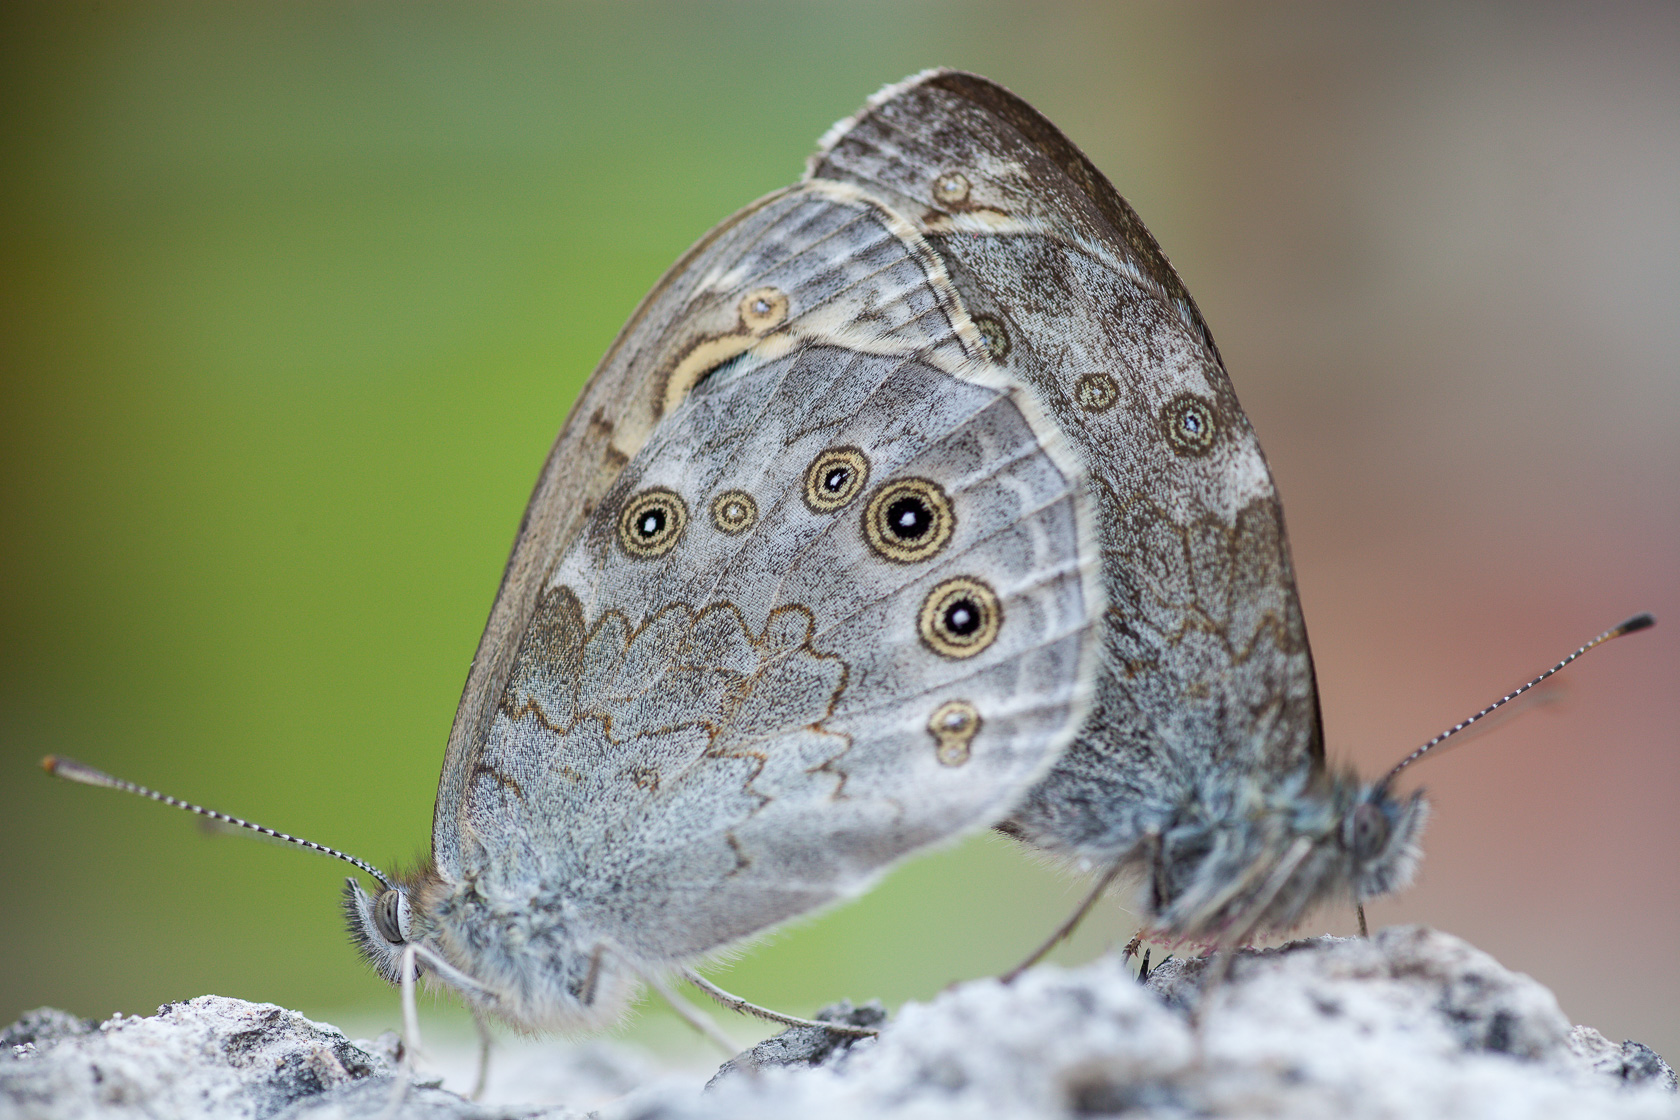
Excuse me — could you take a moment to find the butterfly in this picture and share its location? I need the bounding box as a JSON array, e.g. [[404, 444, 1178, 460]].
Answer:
[[804, 72, 1427, 946], [49, 69, 1649, 1045], [335, 67, 1421, 1033]]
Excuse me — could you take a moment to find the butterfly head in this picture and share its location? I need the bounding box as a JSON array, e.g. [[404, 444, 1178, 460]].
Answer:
[[1341, 780, 1430, 903], [344, 867, 641, 1034], [1147, 767, 1428, 942], [343, 875, 421, 986]]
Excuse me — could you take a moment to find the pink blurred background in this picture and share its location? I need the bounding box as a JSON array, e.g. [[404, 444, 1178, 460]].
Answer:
[[1142, 6, 1680, 1057]]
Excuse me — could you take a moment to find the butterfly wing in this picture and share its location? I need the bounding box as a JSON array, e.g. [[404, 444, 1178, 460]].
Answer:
[[809, 70, 1324, 861], [430, 180, 1102, 991]]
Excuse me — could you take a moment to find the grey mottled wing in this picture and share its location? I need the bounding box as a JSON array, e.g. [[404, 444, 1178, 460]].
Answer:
[[444, 182, 1102, 964], [809, 70, 1323, 859], [431, 186, 801, 876]]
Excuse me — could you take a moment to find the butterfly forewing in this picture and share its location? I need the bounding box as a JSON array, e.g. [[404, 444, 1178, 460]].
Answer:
[[440, 184, 1101, 970]]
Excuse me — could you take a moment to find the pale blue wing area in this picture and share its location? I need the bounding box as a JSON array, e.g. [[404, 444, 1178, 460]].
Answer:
[[427, 181, 982, 878], [450, 189, 1096, 964]]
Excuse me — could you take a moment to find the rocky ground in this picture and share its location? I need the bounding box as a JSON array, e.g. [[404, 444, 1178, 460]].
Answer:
[[4, 926, 1675, 1119]]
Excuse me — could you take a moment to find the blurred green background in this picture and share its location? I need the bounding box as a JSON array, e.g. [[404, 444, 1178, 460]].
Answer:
[[4, 1, 1676, 1067]]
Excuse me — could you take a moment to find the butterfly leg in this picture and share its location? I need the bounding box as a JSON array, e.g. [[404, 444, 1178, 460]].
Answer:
[[680, 970, 880, 1037], [1356, 904, 1369, 938], [1187, 836, 1315, 1037], [468, 1004, 492, 1102], [376, 944, 420, 1120], [1001, 852, 1127, 984], [579, 944, 603, 1008], [1186, 944, 1237, 1060], [607, 946, 738, 1057]]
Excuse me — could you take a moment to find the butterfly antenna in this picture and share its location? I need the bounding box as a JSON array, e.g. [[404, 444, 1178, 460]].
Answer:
[[41, 754, 394, 890], [1383, 613, 1655, 783]]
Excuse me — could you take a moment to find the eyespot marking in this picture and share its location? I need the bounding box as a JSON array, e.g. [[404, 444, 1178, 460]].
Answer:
[[618, 487, 688, 558], [973, 314, 1011, 363], [1074, 372, 1119, 413], [803, 447, 870, 513], [928, 699, 981, 767], [864, 478, 954, 563], [918, 577, 1002, 659], [1162, 391, 1218, 456], [933, 171, 971, 206], [739, 286, 788, 332], [710, 490, 758, 535], [660, 288, 790, 420]]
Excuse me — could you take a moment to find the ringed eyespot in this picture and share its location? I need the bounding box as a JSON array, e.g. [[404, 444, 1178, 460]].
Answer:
[[1073, 372, 1119, 413], [932, 171, 971, 206], [864, 477, 954, 563], [1162, 391, 1218, 456], [739, 286, 788, 332], [927, 699, 981, 767], [617, 487, 688, 558], [803, 447, 870, 513], [918, 577, 1002, 659], [710, 490, 758, 535], [973, 313, 1011, 363]]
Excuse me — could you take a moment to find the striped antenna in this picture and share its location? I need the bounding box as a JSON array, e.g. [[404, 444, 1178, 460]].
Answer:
[[1384, 613, 1655, 783], [42, 754, 393, 890]]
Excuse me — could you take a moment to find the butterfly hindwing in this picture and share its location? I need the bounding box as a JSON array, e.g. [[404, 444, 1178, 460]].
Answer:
[[809, 70, 1324, 859]]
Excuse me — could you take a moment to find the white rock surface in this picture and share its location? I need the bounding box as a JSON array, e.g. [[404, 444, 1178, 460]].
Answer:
[[4, 927, 1673, 1120], [0, 998, 397, 1120]]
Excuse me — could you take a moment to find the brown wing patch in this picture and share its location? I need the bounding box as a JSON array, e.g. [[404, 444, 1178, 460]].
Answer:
[[493, 584, 853, 809], [809, 69, 1221, 363]]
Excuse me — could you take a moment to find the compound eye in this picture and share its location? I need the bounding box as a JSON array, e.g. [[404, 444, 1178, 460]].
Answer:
[[373, 888, 412, 945], [1345, 802, 1391, 862]]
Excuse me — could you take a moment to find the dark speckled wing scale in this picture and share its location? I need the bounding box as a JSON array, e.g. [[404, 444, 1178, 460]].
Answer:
[[405, 175, 1102, 1030], [808, 71, 1325, 866]]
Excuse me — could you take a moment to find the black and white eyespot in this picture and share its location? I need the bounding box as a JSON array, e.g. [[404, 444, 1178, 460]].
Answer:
[[710, 489, 758, 535], [864, 478, 954, 563], [918, 577, 1002, 659], [803, 447, 870, 513], [1161, 391, 1218, 456], [1344, 802, 1392, 863], [617, 487, 688, 558], [927, 699, 982, 767], [373, 888, 411, 945]]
